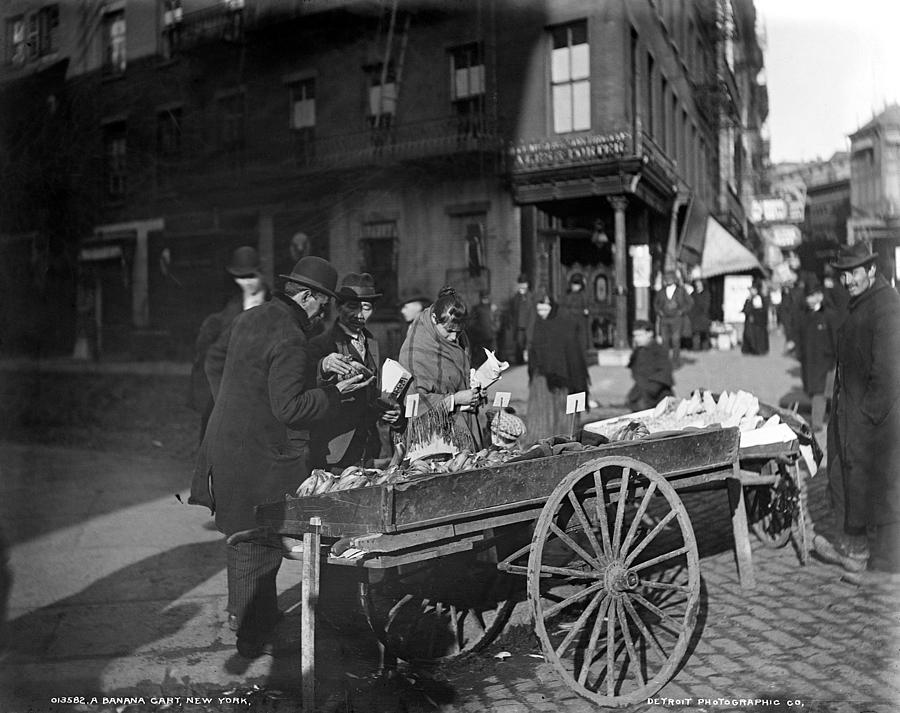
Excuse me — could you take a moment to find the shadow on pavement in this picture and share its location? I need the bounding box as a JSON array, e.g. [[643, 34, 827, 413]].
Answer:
[[1, 540, 223, 708]]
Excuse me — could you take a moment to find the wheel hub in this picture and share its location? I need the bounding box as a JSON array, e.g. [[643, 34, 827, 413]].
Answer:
[[604, 561, 639, 593]]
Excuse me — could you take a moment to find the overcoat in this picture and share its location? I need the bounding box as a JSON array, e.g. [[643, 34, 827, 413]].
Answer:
[[308, 321, 382, 468], [829, 275, 900, 528], [796, 305, 838, 395], [189, 293, 339, 534]]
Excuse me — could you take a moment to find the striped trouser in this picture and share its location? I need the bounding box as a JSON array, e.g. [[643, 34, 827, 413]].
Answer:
[[225, 537, 284, 643]]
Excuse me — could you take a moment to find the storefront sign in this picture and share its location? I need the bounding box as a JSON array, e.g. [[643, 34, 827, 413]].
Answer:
[[629, 244, 652, 288], [510, 132, 630, 171], [766, 224, 801, 249]]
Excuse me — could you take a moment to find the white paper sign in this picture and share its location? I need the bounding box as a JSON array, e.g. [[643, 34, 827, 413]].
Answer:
[[493, 391, 511, 408], [404, 394, 420, 418], [566, 392, 586, 415]]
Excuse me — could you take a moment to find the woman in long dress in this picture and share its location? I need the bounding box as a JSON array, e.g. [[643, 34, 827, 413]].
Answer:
[[741, 282, 770, 355], [399, 286, 485, 454], [526, 295, 589, 443]]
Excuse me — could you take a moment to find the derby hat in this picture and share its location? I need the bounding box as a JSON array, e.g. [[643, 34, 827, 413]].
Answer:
[[803, 275, 823, 296], [831, 242, 877, 271], [336, 272, 382, 302], [278, 256, 338, 298], [227, 246, 261, 276]]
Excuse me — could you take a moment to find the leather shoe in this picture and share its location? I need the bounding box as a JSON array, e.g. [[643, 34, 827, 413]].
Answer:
[[813, 534, 868, 573]]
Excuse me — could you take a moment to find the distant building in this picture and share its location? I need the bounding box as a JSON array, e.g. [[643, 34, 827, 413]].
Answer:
[[0, 0, 768, 357], [847, 104, 900, 284]]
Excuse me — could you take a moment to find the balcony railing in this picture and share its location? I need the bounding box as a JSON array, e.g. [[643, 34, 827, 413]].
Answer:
[[266, 115, 504, 170], [167, 4, 245, 50]]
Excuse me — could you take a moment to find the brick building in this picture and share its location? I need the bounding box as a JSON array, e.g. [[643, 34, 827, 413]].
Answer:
[[0, 0, 767, 357]]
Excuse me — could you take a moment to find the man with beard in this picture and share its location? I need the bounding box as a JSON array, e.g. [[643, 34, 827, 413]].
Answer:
[[814, 242, 900, 579], [190, 256, 373, 658], [309, 273, 401, 471]]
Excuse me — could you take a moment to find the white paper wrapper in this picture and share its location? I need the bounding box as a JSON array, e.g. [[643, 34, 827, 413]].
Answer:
[[470, 349, 509, 390], [382, 358, 412, 400]]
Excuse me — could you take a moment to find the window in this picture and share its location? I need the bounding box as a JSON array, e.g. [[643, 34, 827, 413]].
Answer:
[[360, 221, 398, 314], [550, 20, 590, 134], [660, 76, 668, 151], [218, 91, 245, 168], [156, 108, 182, 186], [366, 63, 396, 130], [450, 42, 485, 139], [450, 212, 487, 275], [645, 52, 654, 138], [5, 16, 25, 65], [161, 0, 182, 58], [5, 6, 57, 65], [103, 9, 126, 74], [103, 122, 127, 200], [289, 78, 315, 164]]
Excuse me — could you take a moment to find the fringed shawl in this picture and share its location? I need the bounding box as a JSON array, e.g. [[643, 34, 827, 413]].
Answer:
[[399, 307, 482, 453]]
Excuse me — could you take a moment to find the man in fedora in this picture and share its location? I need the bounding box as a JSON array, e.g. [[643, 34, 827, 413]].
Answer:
[[188, 246, 269, 441], [310, 273, 402, 471], [190, 256, 373, 658], [814, 241, 900, 579]]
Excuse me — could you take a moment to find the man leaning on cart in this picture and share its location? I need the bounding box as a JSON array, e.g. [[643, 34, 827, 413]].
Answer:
[[189, 256, 373, 659]]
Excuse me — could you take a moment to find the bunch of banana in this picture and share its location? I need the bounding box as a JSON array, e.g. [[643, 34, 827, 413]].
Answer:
[[295, 469, 333, 497], [330, 466, 372, 492]]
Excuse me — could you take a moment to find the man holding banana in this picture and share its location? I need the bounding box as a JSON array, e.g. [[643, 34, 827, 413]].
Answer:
[[190, 256, 372, 659]]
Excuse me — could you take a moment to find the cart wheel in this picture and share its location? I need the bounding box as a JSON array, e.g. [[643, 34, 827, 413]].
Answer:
[[746, 462, 795, 548], [360, 546, 516, 663], [790, 461, 810, 564], [528, 456, 700, 707]]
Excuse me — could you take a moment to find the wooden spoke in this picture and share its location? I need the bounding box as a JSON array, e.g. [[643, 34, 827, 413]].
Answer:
[[619, 481, 658, 557], [630, 592, 684, 633], [621, 595, 666, 662], [543, 581, 607, 621], [623, 510, 679, 566], [612, 467, 632, 556], [629, 545, 690, 572], [604, 597, 616, 695], [616, 598, 644, 687], [567, 490, 605, 560], [549, 522, 604, 571], [621, 595, 665, 660], [577, 591, 610, 687], [593, 470, 614, 554], [538, 563, 603, 579], [555, 591, 610, 659]]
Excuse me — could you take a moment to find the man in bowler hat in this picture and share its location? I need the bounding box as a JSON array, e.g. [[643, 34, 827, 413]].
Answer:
[[188, 246, 269, 441], [190, 256, 373, 658], [814, 242, 900, 579], [309, 273, 402, 471]]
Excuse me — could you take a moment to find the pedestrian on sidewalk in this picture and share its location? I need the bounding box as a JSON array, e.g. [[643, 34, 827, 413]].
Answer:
[[501, 274, 536, 366], [796, 278, 838, 433], [189, 256, 372, 659], [526, 295, 589, 442], [814, 242, 900, 576], [653, 271, 692, 368], [188, 246, 269, 442], [741, 280, 769, 355]]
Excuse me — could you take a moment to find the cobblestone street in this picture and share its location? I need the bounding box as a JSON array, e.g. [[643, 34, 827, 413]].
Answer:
[[2, 336, 899, 713]]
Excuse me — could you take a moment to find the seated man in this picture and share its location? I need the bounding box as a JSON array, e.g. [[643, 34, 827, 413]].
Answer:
[[626, 320, 675, 411]]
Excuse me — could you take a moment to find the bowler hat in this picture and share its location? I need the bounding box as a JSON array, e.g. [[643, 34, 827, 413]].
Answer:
[[227, 246, 261, 276], [278, 256, 338, 298], [399, 292, 431, 308], [803, 276, 823, 297], [336, 272, 382, 302], [831, 242, 877, 271]]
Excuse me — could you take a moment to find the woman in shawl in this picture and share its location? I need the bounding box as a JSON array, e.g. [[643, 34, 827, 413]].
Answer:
[[399, 286, 484, 454], [526, 295, 590, 442]]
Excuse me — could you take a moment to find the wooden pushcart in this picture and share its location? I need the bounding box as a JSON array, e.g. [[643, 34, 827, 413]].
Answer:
[[256, 425, 808, 708]]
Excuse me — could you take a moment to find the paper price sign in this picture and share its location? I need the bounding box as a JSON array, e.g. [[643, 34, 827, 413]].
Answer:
[[493, 391, 511, 408], [566, 392, 586, 415], [404, 394, 420, 418]]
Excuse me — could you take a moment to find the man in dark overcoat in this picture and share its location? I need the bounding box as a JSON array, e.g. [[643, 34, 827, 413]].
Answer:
[[309, 273, 401, 471], [502, 274, 535, 365], [189, 256, 372, 658], [814, 242, 900, 576], [626, 320, 674, 411], [796, 278, 839, 433], [653, 271, 693, 368]]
